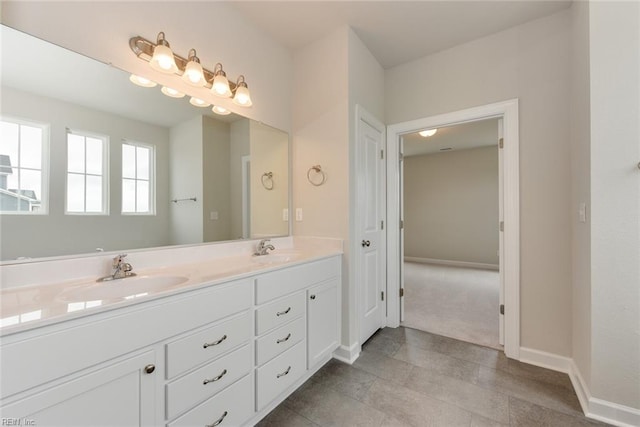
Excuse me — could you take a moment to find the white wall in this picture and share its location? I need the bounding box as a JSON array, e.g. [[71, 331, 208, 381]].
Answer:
[[589, 1, 640, 410], [0, 1, 292, 133], [169, 116, 203, 245], [404, 146, 499, 266], [570, 0, 592, 392], [230, 120, 250, 239], [386, 11, 573, 357], [0, 87, 171, 260]]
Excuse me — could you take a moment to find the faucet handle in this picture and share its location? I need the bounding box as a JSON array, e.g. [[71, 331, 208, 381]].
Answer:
[[112, 253, 128, 266]]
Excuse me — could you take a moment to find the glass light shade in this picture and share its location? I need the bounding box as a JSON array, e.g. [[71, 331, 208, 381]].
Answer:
[[150, 44, 178, 74], [189, 97, 211, 108], [419, 129, 438, 137], [233, 85, 253, 107], [182, 61, 206, 87], [160, 86, 185, 98], [129, 74, 157, 88], [211, 74, 232, 98], [212, 105, 231, 115]]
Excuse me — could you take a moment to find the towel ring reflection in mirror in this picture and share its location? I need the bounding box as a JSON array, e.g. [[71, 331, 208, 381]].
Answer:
[[261, 172, 274, 190], [307, 165, 327, 186]]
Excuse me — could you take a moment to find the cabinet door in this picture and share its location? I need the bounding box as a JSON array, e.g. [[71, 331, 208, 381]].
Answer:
[[307, 279, 339, 368], [2, 349, 157, 426]]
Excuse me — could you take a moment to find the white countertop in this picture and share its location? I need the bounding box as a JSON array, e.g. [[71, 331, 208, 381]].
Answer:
[[0, 241, 342, 337]]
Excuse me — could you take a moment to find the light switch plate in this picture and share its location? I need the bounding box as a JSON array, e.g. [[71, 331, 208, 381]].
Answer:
[[295, 208, 303, 221], [282, 208, 289, 221]]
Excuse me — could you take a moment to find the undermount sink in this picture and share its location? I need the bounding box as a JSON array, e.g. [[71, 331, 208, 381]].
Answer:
[[251, 252, 301, 265], [59, 275, 189, 302]]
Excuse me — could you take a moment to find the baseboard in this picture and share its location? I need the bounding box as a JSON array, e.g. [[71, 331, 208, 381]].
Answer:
[[404, 256, 499, 271], [519, 347, 640, 427], [569, 360, 640, 427], [333, 342, 360, 364]]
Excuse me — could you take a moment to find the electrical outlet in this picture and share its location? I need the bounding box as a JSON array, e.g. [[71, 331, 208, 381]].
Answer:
[[295, 208, 303, 221]]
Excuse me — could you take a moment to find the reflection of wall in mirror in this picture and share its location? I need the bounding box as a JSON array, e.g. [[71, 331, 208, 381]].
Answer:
[[230, 120, 250, 239], [0, 86, 171, 260], [250, 121, 289, 238]]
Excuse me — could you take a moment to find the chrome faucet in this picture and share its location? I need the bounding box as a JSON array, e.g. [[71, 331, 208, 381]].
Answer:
[[98, 254, 136, 282], [254, 239, 275, 256]]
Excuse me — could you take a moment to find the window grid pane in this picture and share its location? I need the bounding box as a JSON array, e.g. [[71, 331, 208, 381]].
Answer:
[[66, 131, 106, 214], [122, 142, 153, 214], [1, 119, 45, 213]]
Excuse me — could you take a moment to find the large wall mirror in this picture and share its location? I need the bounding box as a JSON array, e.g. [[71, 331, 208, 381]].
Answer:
[[0, 25, 290, 262]]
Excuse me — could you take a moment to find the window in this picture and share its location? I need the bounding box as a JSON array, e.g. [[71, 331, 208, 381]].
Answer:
[[0, 118, 48, 214], [122, 141, 154, 214], [66, 130, 108, 214]]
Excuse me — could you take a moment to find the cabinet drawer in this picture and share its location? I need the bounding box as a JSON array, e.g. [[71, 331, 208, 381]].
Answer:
[[256, 340, 306, 411], [166, 311, 251, 379], [255, 292, 305, 335], [255, 257, 340, 304], [167, 375, 253, 427], [256, 316, 305, 366], [166, 344, 251, 420]]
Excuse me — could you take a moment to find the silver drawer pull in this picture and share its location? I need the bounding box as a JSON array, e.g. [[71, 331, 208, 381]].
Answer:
[[276, 366, 291, 378], [206, 410, 228, 427], [203, 335, 227, 349], [203, 369, 228, 385], [276, 333, 292, 344], [276, 307, 291, 317]]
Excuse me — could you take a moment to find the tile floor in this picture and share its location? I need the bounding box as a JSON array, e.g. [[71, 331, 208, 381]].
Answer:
[[257, 327, 608, 427]]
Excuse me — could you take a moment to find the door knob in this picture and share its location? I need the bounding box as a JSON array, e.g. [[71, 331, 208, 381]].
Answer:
[[361, 240, 371, 247]]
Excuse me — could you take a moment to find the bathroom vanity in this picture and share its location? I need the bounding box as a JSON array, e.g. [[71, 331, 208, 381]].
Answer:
[[0, 241, 341, 426]]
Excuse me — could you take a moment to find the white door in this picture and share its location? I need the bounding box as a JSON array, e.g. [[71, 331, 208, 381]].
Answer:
[[357, 106, 386, 345]]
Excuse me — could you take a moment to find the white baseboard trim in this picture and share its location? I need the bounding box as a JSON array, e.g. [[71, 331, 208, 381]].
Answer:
[[404, 256, 499, 271], [519, 347, 640, 427], [333, 342, 360, 364], [569, 360, 640, 427]]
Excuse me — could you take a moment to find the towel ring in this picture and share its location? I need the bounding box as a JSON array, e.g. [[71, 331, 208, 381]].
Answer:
[[261, 172, 274, 190], [307, 165, 326, 186]]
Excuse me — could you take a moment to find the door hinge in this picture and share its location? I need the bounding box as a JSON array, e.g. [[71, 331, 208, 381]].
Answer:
[[381, 220, 384, 230], [400, 288, 404, 297], [500, 304, 505, 315], [380, 150, 384, 159], [399, 153, 404, 162], [499, 138, 504, 149], [381, 291, 385, 301], [499, 221, 504, 232], [400, 220, 404, 229]]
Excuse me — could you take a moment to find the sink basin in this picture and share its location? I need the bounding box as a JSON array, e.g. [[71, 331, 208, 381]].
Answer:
[[59, 275, 189, 302], [251, 252, 301, 265]]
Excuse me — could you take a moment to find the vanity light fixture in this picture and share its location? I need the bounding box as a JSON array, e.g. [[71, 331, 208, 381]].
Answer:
[[233, 75, 253, 107], [149, 32, 179, 74], [419, 129, 438, 137], [189, 97, 210, 108], [130, 32, 253, 107], [182, 49, 206, 87], [161, 86, 185, 98], [212, 105, 231, 115], [211, 63, 232, 98], [129, 74, 157, 88]]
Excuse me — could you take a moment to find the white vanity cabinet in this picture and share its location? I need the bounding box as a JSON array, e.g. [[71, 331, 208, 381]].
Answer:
[[0, 254, 342, 427]]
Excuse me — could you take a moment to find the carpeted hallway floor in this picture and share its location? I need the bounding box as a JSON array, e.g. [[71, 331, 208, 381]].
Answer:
[[401, 262, 501, 349]]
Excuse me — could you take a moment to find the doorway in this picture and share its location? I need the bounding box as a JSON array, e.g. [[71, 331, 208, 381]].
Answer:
[[400, 118, 501, 349], [385, 99, 521, 359]]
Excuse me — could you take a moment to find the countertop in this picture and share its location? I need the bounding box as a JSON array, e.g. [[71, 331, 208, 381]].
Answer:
[[0, 246, 342, 337]]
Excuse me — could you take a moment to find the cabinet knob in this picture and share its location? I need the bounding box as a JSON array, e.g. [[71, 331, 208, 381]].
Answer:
[[310, 295, 316, 300], [144, 364, 155, 374]]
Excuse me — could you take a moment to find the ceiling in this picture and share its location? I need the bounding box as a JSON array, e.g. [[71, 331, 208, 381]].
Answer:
[[403, 118, 499, 157], [229, 1, 571, 69]]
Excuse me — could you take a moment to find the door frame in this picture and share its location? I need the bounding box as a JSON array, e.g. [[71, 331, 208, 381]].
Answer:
[[354, 104, 387, 349], [385, 99, 520, 359]]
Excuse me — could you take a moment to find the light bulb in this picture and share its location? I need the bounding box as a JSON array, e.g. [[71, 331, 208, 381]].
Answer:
[[161, 86, 185, 98], [232, 76, 252, 107], [149, 32, 178, 74], [129, 74, 157, 88], [211, 64, 232, 98], [189, 97, 211, 108], [212, 105, 231, 115], [419, 129, 438, 137], [182, 49, 206, 87]]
